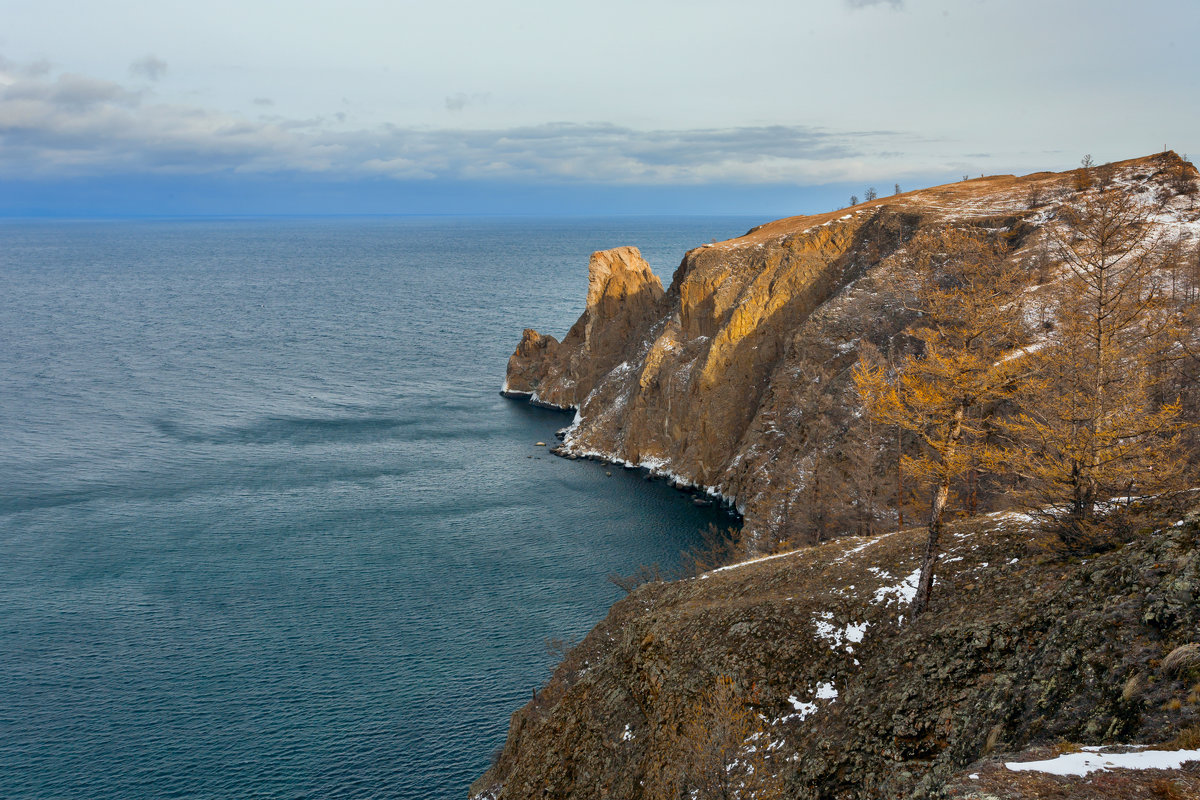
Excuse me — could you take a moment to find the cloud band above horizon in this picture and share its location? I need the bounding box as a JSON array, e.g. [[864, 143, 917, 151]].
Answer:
[[0, 57, 934, 187]]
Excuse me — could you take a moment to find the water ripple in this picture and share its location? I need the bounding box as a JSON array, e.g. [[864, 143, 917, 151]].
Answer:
[[0, 217, 753, 799]]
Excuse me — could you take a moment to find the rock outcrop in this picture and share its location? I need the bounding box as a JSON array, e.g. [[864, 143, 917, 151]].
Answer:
[[502, 246, 664, 408], [503, 152, 1200, 545], [471, 509, 1200, 799]]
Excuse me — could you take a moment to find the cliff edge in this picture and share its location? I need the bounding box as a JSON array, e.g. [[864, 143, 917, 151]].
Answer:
[[471, 510, 1200, 799], [502, 246, 664, 408], [503, 152, 1200, 546]]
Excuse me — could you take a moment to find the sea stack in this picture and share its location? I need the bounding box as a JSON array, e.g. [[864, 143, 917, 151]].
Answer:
[[502, 246, 664, 408]]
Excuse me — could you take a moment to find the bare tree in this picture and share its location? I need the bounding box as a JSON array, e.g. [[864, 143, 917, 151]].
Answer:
[[645, 676, 787, 800], [1074, 154, 1095, 191], [849, 195, 859, 206], [865, 187, 878, 202]]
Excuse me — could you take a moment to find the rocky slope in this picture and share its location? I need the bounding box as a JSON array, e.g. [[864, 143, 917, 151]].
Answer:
[[503, 152, 1200, 546], [470, 509, 1200, 799]]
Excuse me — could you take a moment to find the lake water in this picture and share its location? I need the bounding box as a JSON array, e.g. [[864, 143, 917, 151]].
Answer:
[[0, 216, 756, 799]]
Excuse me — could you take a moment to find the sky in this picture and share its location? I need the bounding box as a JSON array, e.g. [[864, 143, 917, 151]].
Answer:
[[1, 0, 1197, 216]]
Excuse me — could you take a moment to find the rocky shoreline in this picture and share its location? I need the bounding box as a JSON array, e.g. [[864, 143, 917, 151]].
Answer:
[[500, 383, 742, 516]]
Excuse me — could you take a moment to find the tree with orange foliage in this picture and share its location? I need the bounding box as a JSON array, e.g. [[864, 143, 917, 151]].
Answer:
[[1004, 189, 1187, 547], [853, 228, 1029, 615]]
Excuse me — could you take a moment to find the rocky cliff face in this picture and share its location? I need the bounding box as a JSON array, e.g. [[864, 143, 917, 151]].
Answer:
[[471, 510, 1200, 799], [483, 153, 1200, 799], [504, 152, 1200, 545], [503, 246, 665, 408]]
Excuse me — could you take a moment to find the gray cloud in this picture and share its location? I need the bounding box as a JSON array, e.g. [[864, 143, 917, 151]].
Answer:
[[252, 97, 274, 106], [445, 92, 491, 112], [129, 55, 168, 81], [0, 60, 918, 184], [0, 54, 54, 78], [3, 72, 141, 110], [844, 0, 903, 8]]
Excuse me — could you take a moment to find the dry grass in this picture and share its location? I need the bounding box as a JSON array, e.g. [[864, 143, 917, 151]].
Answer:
[[1151, 777, 1193, 799], [1124, 673, 1144, 702], [1050, 739, 1084, 756], [1164, 644, 1200, 675], [1169, 724, 1200, 750]]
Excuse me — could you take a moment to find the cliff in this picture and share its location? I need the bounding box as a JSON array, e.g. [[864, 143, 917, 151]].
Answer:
[[481, 153, 1200, 798], [503, 152, 1200, 546], [503, 246, 665, 408], [471, 509, 1200, 799]]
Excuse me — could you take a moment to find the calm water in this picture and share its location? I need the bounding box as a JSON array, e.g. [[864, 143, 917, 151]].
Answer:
[[0, 216, 755, 799]]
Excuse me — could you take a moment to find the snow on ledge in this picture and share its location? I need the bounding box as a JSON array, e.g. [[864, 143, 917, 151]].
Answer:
[[1004, 748, 1200, 777], [701, 548, 800, 578]]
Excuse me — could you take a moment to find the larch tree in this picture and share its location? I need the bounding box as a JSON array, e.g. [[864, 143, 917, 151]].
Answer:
[[644, 675, 786, 800], [853, 228, 1029, 615], [1004, 189, 1187, 547]]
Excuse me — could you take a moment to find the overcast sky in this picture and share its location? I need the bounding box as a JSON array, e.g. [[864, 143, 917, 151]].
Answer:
[[2, 0, 1197, 215]]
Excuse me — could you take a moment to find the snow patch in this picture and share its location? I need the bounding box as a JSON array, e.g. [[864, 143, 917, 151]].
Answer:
[[835, 531, 896, 562], [872, 568, 921, 606], [785, 695, 819, 721], [1004, 748, 1200, 777], [812, 614, 869, 652], [704, 548, 799, 577]]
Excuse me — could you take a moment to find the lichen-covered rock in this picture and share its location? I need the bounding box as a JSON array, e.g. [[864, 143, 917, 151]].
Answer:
[[470, 514, 1200, 799]]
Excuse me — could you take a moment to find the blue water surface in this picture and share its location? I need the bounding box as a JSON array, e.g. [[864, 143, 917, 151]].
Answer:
[[0, 216, 756, 799]]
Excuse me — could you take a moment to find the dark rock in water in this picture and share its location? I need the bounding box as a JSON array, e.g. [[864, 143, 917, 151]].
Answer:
[[692, 497, 712, 507]]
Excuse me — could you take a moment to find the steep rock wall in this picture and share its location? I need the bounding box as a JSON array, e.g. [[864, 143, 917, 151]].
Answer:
[[505, 152, 1200, 542], [503, 246, 664, 408]]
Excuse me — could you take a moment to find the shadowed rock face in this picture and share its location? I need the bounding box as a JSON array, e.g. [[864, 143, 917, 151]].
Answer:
[[504, 152, 1200, 540], [503, 246, 664, 408]]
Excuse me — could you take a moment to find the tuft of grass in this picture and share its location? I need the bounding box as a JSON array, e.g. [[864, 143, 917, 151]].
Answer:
[[983, 723, 1004, 754], [1163, 643, 1200, 676], [1049, 739, 1083, 756], [1167, 723, 1200, 750], [1152, 777, 1189, 799], [1123, 672, 1143, 701]]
